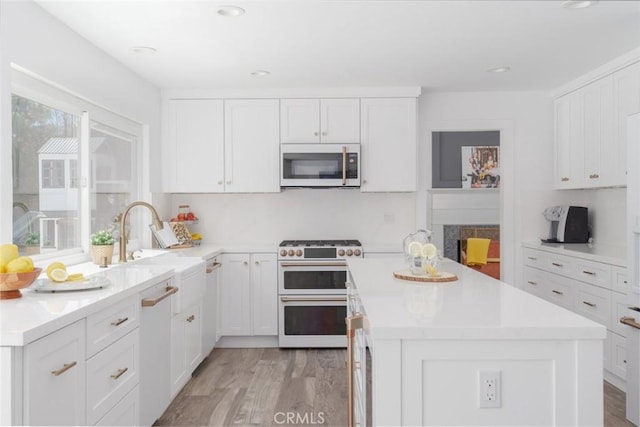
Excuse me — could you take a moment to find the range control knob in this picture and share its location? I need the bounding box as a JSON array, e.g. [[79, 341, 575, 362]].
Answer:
[[346, 249, 354, 256], [288, 249, 295, 256], [338, 249, 346, 256], [280, 249, 287, 257], [295, 249, 303, 257], [354, 249, 361, 256]]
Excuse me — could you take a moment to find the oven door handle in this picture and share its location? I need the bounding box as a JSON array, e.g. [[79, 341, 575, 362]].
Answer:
[[280, 296, 348, 303], [279, 262, 348, 268]]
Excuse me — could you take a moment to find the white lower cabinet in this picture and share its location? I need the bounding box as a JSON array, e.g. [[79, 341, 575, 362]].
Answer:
[[95, 385, 140, 427], [23, 319, 87, 426], [220, 253, 277, 337], [522, 245, 627, 386], [170, 302, 203, 398]]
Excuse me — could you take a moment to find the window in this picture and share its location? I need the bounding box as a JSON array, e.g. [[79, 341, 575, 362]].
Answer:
[[11, 86, 142, 259]]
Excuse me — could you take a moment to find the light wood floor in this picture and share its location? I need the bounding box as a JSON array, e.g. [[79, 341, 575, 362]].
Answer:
[[156, 348, 633, 427]]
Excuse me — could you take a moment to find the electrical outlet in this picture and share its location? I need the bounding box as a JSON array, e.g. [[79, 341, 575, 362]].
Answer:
[[478, 370, 501, 408]]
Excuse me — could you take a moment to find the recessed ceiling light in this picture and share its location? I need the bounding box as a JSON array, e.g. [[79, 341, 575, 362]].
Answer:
[[487, 66, 511, 73], [131, 46, 157, 55], [561, 0, 598, 9], [251, 70, 270, 76], [218, 6, 245, 17]]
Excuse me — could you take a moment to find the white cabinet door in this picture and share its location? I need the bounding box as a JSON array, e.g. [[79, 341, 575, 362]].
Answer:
[[281, 98, 360, 144], [360, 98, 417, 192], [554, 92, 585, 189], [170, 311, 187, 397], [320, 98, 360, 144], [613, 61, 640, 186], [164, 99, 224, 192], [23, 320, 86, 426], [224, 100, 280, 193], [185, 303, 203, 374], [280, 99, 321, 143], [251, 253, 278, 336], [583, 75, 615, 187], [220, 254, 251, 336]]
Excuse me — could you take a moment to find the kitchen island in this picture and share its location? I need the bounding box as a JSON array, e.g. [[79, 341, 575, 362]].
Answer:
[[346, 257, 606, 427]]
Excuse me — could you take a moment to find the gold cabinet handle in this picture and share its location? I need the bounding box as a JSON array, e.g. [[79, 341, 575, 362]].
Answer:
[[314, 131, 319, 136], [280, 262, 347, 268], [141, 286, 178, 307], [346, 314, 364, 427], [583, 301, 596, 308], [552, 289, 563, 295], [561, 177, 570, 182], [187, 314, 195, 322], [589, 173, 600, 179], [527, 281, 537, 285], [51, 361, 77, 376], [110, 317, 128, 327], [621, 316, 640, 330], [281, 296, 347, 302], [206, 262, 222, 273], [582, 270, 596, 276], [527, 256, 537, 260], [110, 367, 128, 380], [551, 262, 563, 267]]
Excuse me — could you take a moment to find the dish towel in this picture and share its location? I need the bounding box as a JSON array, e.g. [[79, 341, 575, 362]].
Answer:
[[466, 238, 491, 266]]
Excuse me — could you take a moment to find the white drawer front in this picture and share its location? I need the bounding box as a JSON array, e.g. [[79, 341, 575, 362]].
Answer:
[[575, 283, 611, 327], [522, 267, 545, 298], [172, 268, 206, 315], [610, 332, 627, 379], [574, 259, 611, 289], [544, 253, 577, 277], [95, 385, 139, 427], [543, 275, 575, 310], [523, 248, 546, 269], [611, 291, 630, 337], [87, 296, 139, 357], [612, 266, 629, 294], [87, 329, 139, 426]]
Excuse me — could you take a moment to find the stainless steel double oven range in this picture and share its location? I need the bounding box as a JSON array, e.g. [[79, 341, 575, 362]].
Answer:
[[278, 240, 363, 348]]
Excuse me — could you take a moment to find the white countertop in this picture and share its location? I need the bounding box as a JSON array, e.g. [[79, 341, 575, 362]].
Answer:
[[523, 241, 626, 266], [347, 258, 606, 341], [0, 265, 174, 346]]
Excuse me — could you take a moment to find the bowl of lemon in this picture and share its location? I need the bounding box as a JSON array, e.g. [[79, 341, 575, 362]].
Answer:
[[0, 244, 41, 300]]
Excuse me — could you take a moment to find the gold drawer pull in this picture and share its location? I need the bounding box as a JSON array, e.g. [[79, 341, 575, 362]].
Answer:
[[141, 286, 178, 307], [187, 315, 195, 322], [206, 262, 222, 273], [551, 262, 563, 267], [620, 316, 640, 330], [561, 177, 570, 182], [110, 367, 128, 380], [527, 257, 537, 260], [552, 289, 563, 295], [582, 270, 596, 276], [110, 317, 128, 327], [51, 361, 77, 376], [583, 301, 596, 308], [589, 173, 600, 179], [527, 281, 537, 285]]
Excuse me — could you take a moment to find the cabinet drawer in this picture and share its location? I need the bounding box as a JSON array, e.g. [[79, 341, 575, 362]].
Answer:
[[544, 276, 575, 310], [522, 267, 545, 297], [87, 296, 139, 357], [611, 291, 630, 337], [86, 329, 139, 425], [523, 248, 546, 268], [95, 385, 139, 426], [574, 259, 611, 289], [575, 283, 611, 327], [612, 266, 629, 294], [544, 253, 577, 277], [610, 332, 627, 379]]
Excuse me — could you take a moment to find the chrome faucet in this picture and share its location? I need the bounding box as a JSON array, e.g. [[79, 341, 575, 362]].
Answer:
[[119, 201, 163, 263]]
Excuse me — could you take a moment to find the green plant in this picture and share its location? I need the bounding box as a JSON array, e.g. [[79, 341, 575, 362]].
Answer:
[[21, 232, 40, 246], [90, 230, 115, 246]]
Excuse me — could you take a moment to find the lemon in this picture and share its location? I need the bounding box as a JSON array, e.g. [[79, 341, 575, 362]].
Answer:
[[0, 244, 19, 268], [6, 256, 34, 273], [425, 265, 438, 277], [47, 262, 67, 281], [0, 265, 6, 274], [421, 243, 437, 259], [67, 273, 85, 282], [49, 268, 69, 282], [407, 241, 423, 257]]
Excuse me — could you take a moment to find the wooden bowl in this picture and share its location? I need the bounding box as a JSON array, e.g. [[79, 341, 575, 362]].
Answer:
[[0, 268, 42, 300]]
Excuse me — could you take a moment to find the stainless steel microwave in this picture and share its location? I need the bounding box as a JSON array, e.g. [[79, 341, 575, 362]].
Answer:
[[280, 144, 360, 187]]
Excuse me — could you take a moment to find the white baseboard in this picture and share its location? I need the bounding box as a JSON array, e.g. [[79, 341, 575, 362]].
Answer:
[[215, 336, 279, 348]]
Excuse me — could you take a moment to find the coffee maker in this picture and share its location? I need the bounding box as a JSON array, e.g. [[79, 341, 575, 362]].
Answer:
[[542, 206, 589, 243]]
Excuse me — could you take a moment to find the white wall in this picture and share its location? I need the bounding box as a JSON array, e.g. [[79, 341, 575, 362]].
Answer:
[[170, 190, 416, 248], [0, 0, 163, 243]]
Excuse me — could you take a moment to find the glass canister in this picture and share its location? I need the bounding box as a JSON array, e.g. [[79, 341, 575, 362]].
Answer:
[[403, 229, 438, 275]]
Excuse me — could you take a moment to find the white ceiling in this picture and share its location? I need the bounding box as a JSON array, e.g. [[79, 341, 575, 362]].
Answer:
[[36, 0, 640, 91]]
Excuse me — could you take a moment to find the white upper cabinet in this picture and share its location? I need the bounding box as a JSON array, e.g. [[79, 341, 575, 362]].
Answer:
[[554, 60, 640, 189], [224, 99, 280, 193], [360, 98, 417, 192], [280, 98, 360, 144], [164, 99, 224, 193]]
